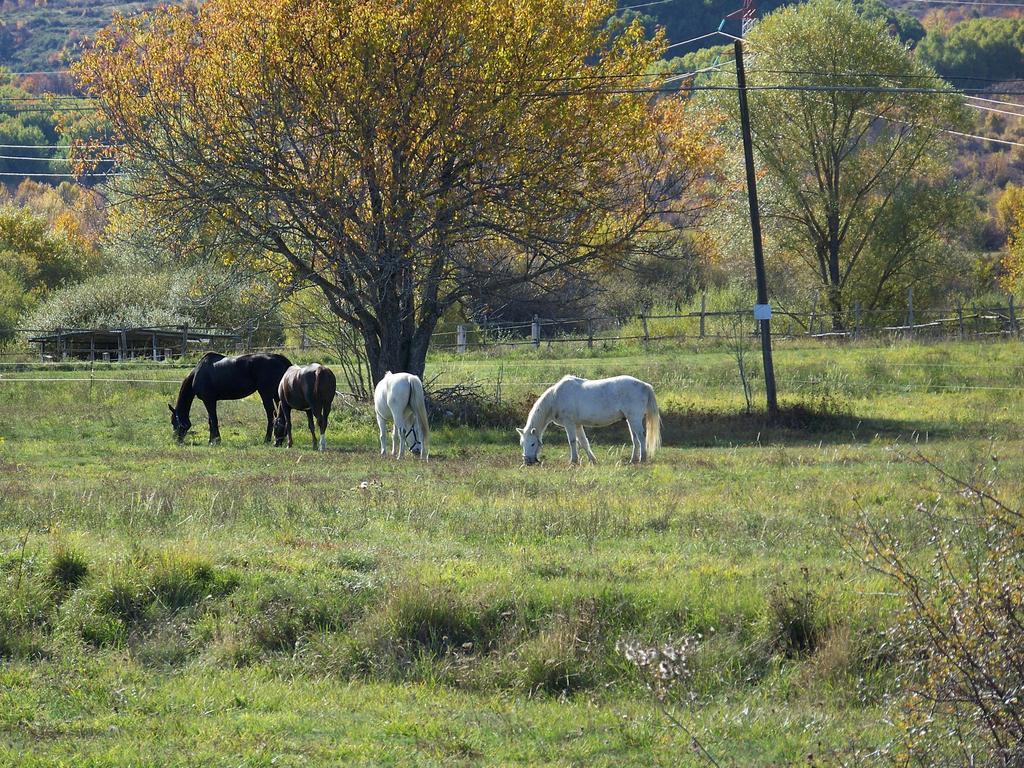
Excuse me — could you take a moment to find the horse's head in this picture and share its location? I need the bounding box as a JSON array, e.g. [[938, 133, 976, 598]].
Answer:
[[272, 402, 288, 447], [169, 404, 191, 442], [403, 425, 422, 456], [516, 427, 542, 465]]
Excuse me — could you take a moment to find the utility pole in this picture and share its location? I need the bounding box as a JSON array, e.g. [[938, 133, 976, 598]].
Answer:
[[734, 39, 779, 420]]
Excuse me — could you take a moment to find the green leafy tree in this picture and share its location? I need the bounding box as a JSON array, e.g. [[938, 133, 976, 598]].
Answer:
[[717, 0, 968, 327], [854, 0, 925, 47], [917, 16, 1024, 85], [997, 182, 1024, 291], [0, 204, 101, 340]]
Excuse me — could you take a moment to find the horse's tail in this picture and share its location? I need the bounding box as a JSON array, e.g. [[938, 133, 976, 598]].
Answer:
[[644, 385, 662, 459], [411, 375, 430, 461]]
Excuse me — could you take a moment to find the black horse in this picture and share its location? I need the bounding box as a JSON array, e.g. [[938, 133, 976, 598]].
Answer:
[[169, 352, 293, 444]]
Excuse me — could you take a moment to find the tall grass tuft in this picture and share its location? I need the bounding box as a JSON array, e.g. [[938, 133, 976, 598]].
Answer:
[[767, 577, 826, 658], [517, 627, 593, 696], [48, 545, 89, 592]]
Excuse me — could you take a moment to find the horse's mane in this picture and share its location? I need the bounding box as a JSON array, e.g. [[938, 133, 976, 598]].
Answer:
[[526, 383, 557, 428], [175, 369, 196, 413]]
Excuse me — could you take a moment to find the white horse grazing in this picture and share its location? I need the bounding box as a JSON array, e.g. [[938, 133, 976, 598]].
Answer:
[[517, 375, 661, 465], [374, 371, 430, 461]]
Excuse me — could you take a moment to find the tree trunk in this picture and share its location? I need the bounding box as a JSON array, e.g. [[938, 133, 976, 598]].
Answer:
[[827, 288, 845, 333], [361, 313, 441, 384], [826, 211, 845, 332]]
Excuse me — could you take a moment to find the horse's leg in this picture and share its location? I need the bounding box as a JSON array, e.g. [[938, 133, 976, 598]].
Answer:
[[204, 399, 221, 444], [318, 403, 330, 452], [577, 426, 597, 465], [261, 394, 276, 444], [626, 417, 645, 463], [624, 418, 637, 463], [306, 409, 317, 450], [562, 420, 579, 465], [376, 412, 388, 456], [285, 405, 294, 448], [394, 414, 407, 460]]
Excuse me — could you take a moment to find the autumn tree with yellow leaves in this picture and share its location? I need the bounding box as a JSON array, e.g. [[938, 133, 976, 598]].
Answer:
[[76, 0, 720, 380]]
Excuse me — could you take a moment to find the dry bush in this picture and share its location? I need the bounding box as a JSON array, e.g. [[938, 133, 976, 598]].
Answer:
[[857, 455, 1024, 766]]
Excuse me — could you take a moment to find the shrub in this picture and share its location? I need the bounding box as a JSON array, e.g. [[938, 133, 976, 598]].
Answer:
[[24, 264, 283, 345], [858, 457, 1024, 765]]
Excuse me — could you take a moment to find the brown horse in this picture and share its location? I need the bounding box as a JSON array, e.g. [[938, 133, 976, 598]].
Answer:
[[273, 363, 337, 451], [170, 352, 292, 444]]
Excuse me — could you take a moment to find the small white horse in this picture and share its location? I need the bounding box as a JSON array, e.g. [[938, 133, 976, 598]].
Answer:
[[374, 371, 430, 461], [517, 375, 661, 465]]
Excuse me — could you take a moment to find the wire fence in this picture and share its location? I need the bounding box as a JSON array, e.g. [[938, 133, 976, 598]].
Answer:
[[1, 292, 1020, 366], [423, 293, 1021, 352]]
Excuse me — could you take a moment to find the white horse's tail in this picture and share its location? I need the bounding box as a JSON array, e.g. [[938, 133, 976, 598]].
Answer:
[[644, 386, 662, 459], [410, 375, 430, 461]]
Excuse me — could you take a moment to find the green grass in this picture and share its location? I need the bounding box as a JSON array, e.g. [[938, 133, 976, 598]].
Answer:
[[1, 338, 1022, 765]]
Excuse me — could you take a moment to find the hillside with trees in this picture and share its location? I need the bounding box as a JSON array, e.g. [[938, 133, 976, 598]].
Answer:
[[0, 1, 165, 78], [2, 0, 1024, 349]]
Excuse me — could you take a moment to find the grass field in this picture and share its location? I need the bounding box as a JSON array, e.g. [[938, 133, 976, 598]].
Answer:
[[1, 338, 1022, 766]]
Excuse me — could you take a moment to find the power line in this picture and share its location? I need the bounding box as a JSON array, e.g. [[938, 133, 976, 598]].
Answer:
[[620, 0, 681, 8], [664, 30, 742, 51], [0, 155, 78, 162], [1, 70, 73, 77], [0, 171, 122, 178], [0, 143, 114, 150], [967, 102, 1024, 118], [663, 59, 737, 83], [0, 95, 91, 103], [940, 127, 1024, 147], [865, 107, 1024, 147], [752, 67, 1018, 84], [901, 0, 1024, 6], [967, 94, 1024, 109]]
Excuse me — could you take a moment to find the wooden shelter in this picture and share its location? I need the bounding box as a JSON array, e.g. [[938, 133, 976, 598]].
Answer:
[[27, 326, 241, 362]]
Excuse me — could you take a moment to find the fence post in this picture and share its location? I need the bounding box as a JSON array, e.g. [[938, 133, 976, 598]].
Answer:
[[531, 315, 540, 348], [699, 292, 706, 339], [482, 312, 489, 346], [1009, 294, 1019, 338], [587, 318, 594, 349], [246, 320, 254, 352], [957, 301, 965, 340], [152, 332, 158, 361], [118, 329, 127, 362], [181, 325, 188, 358], [853, 301, 861, 340], [808, 293, 818, 336], [300, 323, 308, 351], [89, 334, 96, 362], [102, 351, 110, 363], [457, 324, 467, 353], [906, 287, 915, 339], [972, 302, 980, 337], [640, 313, 649, 347]]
